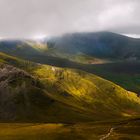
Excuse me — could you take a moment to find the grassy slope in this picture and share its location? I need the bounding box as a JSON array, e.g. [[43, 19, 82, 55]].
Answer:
[[64, 61, 140, 95], [0, 63, 93, 123], [0, 123, 114, 140], [1, 42, 139, 95], [46, 49, 110, 64], [0, 119, 140, 140], [25, 55, 140, 95], [1, 38, 140, 94], [1, 52, 140, 121], [34, 65, 140, 119], [80, 62, 140, 94], [1, 52, 140, 140]]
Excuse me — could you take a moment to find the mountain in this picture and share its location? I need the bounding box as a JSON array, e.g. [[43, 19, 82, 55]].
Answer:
[[0, 52, 140, 123], [0, 63, 94, 123], [1, 32, 140, 94], [0, 51, 93, 122], [1, 32, 140, 64], [47, 32, 140, 62], [0, 39, 47, 57], [1, 33, 140, 139], [1, 32, 140, 65]]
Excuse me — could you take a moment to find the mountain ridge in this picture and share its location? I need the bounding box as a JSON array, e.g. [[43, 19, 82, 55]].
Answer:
[[0, 52, 140, 122]]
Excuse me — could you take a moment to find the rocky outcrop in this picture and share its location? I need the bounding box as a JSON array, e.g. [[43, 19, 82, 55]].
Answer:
[[0, 64, 41, 121]]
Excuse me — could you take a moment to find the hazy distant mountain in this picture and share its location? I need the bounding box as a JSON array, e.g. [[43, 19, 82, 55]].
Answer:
[[1, 32, 140, 64], [0, 40, 47, 57], [47, 32, 140, 61]]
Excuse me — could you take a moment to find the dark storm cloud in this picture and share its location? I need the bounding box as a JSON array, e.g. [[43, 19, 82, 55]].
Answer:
[[0, 0, 139, 38]]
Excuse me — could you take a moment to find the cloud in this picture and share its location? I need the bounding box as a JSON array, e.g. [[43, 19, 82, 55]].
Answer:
[[98, 2, 135, 29], [123, 34, 140, 38], [0, 0, 139, 38]]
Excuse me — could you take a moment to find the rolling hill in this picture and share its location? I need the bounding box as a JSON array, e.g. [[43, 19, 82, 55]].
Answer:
[[0, 52, 140, 122], [0, 63, 94, 123]]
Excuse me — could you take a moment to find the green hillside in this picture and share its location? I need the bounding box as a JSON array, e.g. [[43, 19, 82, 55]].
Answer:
[[0, 52, 140, 122], [1, 32, 140, 96], [1, 51, 140, 139], [0, 63, 94, 123]]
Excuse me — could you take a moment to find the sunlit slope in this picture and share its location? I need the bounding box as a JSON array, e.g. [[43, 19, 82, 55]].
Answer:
[[33, 65, 140, 119], [0, 40, 48, 59], [0, 52, 140, 120]]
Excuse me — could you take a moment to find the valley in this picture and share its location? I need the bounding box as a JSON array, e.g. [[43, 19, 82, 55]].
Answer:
[[1, 32, 140, 95], [0, 118, 140, 140], [0, 32, 140, 139]]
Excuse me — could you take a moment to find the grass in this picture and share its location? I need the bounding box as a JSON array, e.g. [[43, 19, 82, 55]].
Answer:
[[0, 122, 117, 140], [3, 46, 140, 95], [1, 52, 140, 120], [1, 52, 140, 139], [86, 62, 140, 94], [0, 120, 140, 140], [46, 50, 110, 64], [1, 39, 140, 95]]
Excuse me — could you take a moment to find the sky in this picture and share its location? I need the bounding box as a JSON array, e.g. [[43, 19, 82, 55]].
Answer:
[[0, 0, 139, 39]]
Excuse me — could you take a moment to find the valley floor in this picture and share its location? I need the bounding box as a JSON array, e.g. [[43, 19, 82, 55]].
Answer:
[[0, 119, 140, 140]]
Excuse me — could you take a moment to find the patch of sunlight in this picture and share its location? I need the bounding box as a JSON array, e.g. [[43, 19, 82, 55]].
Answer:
[[121, 113, 132, 117]]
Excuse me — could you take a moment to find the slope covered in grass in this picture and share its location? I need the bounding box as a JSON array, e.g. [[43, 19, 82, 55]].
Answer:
[[0, 40, 47, 56], [86, 62, 140, 95], [1, 33, 140, 94], [0, 119, 140, 140], [33, 65, 140, 119], [0, 62, 94, 123], [0, 52, 140, 121]]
